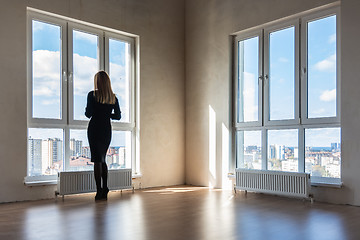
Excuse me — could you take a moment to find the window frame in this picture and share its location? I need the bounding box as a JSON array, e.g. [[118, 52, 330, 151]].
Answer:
[[67, 22, 104, 127], [300, 7, 341, 125], [263, 19, 300, 126], [104, 31, 136, 129], [233, 6, 341, 185], [234, 29, 263, 128], [27, 12, 68, 128], [26, 9, 139, 181]]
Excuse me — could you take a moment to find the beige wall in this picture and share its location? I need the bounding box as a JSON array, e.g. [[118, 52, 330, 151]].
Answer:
[[0, 0, 185, 203], [185, 0, 360, 205]]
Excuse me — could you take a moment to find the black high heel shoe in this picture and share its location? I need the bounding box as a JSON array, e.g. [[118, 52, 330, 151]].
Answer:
[[95, 188, 103, 201], [102, 187, 109, 200]]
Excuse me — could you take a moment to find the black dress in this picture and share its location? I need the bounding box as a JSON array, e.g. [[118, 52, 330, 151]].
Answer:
[[85, 91, 121, 163]]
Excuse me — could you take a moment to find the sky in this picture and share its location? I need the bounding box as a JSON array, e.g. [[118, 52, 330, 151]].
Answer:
[[31, 20, 132, 146], [30, 16, 339, 151], [238, 15, 339, 148]]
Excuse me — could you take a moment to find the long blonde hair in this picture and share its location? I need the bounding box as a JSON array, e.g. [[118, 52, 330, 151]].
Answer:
[[93, 71, 116, 104]]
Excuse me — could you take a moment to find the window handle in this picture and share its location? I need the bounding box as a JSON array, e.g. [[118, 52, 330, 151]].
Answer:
[[301, 68, 306, 79], [258, 76, 263, 84], [63, 71, 67, 82], [263, 74, 269, 84], [68, 71, 73, 83]]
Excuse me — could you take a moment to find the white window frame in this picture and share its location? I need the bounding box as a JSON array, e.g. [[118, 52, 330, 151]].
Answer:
[[264, 19, 300, 126], [27, 12, 68, 128], [234, 29, 263, 128], [67, 22, 104, 127], [233, 5, 341, 185], [26, 9, 139, 183], [300, 7, 341, 125]]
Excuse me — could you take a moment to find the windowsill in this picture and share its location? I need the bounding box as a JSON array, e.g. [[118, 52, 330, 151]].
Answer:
[[132, 173, 142, 179], [24, 172, 142, 186], [311, 181, 343, 188], [310, 176, 342, 188], [24, 180, 58, 186], [227, 173, 236, 179]]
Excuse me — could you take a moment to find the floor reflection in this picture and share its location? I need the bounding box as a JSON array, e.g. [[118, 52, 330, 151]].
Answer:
[[0, 187, 358, 240]]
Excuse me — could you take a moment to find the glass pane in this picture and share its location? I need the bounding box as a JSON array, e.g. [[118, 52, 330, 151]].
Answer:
[[269, 26, 295, 120], [69, 129, 93, 171], [109, 131, 132, 169], [73, 30, 99, 121], [28, 128, 63, 176], [236, 131, 262, 169], [109, 39, 131, 123], [267, 129, 298, 172], [305, 128, 341, 178], [307, 15, 337, 118], [237, 36, 259, 123], [69, 130, 132, 170], [32, 20, 62, 119]]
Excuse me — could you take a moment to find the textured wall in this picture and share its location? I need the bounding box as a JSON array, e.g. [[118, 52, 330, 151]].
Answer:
[[184, 0, 360, 205], [0, 0, 185, 202]]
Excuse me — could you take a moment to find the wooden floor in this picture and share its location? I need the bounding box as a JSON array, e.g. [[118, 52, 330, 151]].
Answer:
[[1, 186, 360, 240]]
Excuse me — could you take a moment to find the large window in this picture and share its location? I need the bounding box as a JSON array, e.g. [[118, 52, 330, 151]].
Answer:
[[26, 10, 138, 181], [235, 7, 340, 184]]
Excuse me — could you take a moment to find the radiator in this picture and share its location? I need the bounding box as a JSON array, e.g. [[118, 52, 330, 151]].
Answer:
[[235, 168, 311, 199], [56, 169, 133, 197]]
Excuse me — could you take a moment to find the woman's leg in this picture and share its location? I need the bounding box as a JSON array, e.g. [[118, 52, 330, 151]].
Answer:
[[94, 162, 103, 200], [102, 162, 108, 190], [101, 162, 109, 199]]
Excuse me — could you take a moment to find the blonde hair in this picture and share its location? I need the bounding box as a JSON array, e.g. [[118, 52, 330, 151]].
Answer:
[[93, 71, 116, 104]]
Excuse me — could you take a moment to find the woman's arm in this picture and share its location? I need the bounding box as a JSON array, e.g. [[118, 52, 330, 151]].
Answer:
[[111, 97, 121, 120], [85, 92, 94, 118]]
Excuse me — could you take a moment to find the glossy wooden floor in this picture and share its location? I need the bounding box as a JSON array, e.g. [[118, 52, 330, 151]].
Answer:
[[1, 186, 360, 240]]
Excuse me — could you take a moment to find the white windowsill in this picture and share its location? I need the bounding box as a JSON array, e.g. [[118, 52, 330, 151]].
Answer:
[[24, 180, 58, 186], [24, 172, 142, 187], [132, 173, 142, 179], [311, 181, 343, 188]]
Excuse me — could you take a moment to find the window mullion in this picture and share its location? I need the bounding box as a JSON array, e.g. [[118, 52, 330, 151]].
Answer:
[[298, 126, 305, 172], [262, 128, 267, 170], [64, 126, 70, 171], [67, 23, 74, 126]]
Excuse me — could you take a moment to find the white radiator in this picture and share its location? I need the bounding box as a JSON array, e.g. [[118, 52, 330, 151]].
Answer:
[[235, 168, 311, 199], [56, 169, 133, 197]]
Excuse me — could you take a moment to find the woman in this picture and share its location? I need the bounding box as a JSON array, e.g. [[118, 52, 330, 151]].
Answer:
[[85, 71, 121, 200]]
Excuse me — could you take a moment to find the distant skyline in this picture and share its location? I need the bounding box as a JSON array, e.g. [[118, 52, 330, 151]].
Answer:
[[28, 128, 130, 147], [239, 127, 340, 148]]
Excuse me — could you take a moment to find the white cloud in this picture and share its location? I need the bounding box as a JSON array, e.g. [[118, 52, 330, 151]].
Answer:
[[278, 57, 289, 63], [329, 34, 336, 44], [278, 78, 285, 84], [320, 89, 336, 102], [73, 54, 98, 96], [33, 50, 127, 98], [242, 72, 258, 121], [42, 99, 60, 106], [74, 30, 98, 44], [33, 50, 61, 97], [311, 108, 326, 115], [314, 54, 336, 72]]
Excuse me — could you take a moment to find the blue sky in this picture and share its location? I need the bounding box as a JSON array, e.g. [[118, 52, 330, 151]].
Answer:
[[31, 20, 131, 146], [238, 15, 338, 148]]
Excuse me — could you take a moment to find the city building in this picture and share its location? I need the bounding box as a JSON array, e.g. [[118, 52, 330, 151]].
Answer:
[[70, 138, 83, 157]]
